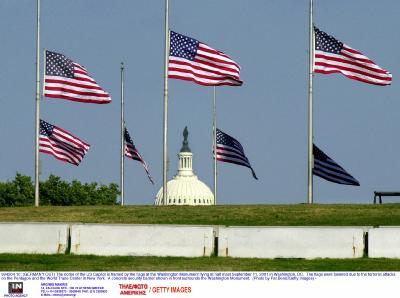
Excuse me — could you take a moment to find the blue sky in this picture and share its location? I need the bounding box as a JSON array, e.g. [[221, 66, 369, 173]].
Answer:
[[1, 0, 399, 204]]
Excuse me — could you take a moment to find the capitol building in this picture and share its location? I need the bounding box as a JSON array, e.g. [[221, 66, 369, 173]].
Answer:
[[155, 127, 215, 206]]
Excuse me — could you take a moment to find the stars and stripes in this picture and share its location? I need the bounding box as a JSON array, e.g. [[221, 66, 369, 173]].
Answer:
[[39, 120, 90, 166], [124, 127, 154, 184], [313, 144, 359, 186], [215, 128, 257, 179], [168, 31, 243, 86], [314, 26, 392, 86], [44, 50, 112, 104]]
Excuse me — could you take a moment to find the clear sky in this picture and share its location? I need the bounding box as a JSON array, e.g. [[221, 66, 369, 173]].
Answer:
[[1, 0, 399, 205]]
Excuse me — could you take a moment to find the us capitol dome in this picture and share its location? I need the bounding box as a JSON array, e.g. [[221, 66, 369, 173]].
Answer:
[[155, 127, 215, 206]]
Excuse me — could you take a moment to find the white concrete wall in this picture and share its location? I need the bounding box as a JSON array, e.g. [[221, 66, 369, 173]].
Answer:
[[368, 227, 400, 258], [70, 224, 214, 257], [218, 227, 365, 259], [0, 223, 69, 254]]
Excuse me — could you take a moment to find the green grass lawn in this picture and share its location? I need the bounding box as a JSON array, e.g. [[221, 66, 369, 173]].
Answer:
[[1, 204, 400, 226], [1, 204, 400, 271], [1, 254, 400, 271]]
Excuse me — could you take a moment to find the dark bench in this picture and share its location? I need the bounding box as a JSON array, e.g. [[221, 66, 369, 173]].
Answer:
[[374, 191, 400, 204]]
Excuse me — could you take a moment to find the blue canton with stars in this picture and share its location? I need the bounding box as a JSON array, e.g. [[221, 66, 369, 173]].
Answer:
[[124, 128, 136, 149], [40, 120, 54, 137], [170, 31, 199, 60], [216, 129, 245, 153], [46, 50, 74, 77], [315, 27, 343, 54]]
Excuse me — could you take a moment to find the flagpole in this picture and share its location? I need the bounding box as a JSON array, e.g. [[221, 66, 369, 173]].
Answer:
[[120, 62, 125, 206], [307, 0, 314, 204], [213, 86, 217, 205], [34, 0, 41, 207], [163, 0, 170, 205]]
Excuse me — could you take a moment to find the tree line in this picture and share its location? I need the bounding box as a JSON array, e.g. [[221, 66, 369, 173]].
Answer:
[[0, 174, 119, 207]]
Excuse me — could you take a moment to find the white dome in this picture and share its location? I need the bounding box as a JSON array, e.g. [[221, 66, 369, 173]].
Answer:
[[155, 127, 214, 206], [155, 174, 215, 206]]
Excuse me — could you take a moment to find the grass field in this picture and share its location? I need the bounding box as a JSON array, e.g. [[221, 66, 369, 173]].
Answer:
[[1, 254, 400, 271], [1, 204, 400, 226], [1, 204, 400, 271]]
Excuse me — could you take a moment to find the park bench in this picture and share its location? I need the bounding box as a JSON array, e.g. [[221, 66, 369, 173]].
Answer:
[[373, 191, 400, 204]]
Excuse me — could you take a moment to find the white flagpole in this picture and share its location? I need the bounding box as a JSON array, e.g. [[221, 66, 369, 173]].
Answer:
[[163, 0, 170, 205], [34, 0, 41, 207], [213, 86, 217, 205], [120, 63, 125, 206], [307, 0, 314, 204]]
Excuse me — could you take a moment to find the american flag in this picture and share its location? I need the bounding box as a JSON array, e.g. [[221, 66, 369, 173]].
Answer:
[[314, 26, 392, 86], [168, 31, 243, 86], [39, 120, 90, 166], [44, 50, 112, 104], [215, 128, 257, 179], [124, 127, 154, 184], [313, 144, 359, 186]]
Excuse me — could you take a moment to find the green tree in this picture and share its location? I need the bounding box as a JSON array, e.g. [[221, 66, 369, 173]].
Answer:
[[13, 173, 34, 206], [0, 181, 16, 206], [0, 173, 34, 207], [0, 174, 119, 207]]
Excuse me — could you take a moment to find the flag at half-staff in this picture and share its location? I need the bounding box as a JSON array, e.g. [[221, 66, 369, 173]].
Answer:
[[124, 127, 154, 184], [39, 120, 90, 166], [314, 26, 392, 86], [44, 50, 112, 104], [215, 128, 257, 179], [168, 31, 243, 86], [313, 144, 359, 186]]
